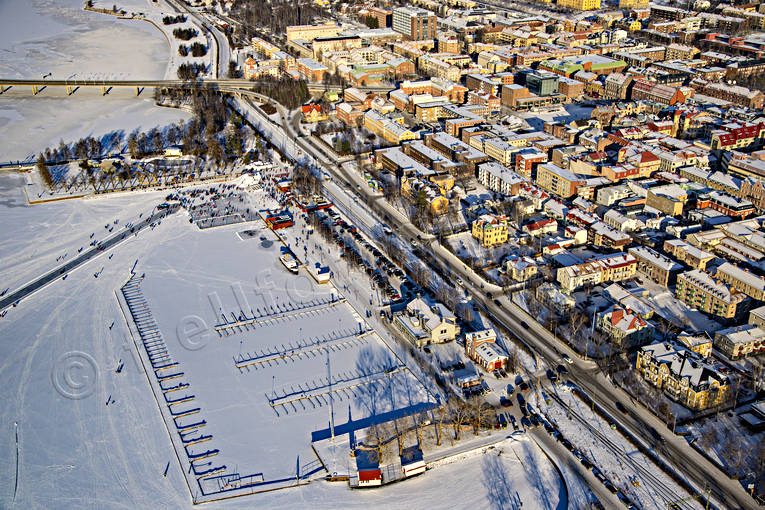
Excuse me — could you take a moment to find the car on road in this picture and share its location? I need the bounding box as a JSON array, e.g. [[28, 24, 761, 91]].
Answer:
[[493, 369, 502, 379], [494, 299, 503, 308], [556, 364, 568, 375], [456, 277, 463, 285], [520, 320, 529, 329], [562, 354, 573, 364]]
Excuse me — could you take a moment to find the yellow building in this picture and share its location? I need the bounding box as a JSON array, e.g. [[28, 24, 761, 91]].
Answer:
[[301, 104, 327, 123], [471, 214, 509, 247], [535, 163, 585, 199], [557, 0, 601, 10], [286, 22, 342, 43], [393, 296, 460, 347], [676, 332, 713, 359], [363, 111, 417, 144], [401, 177, 449, 215], [619, 0, 648, 8], [429, 174, 455, 194], [675, 269, 748, 319], [636, 342, 730, 411]]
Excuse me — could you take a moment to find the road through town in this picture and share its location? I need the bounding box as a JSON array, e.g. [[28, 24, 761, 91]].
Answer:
[[230, 92, 757, 510]]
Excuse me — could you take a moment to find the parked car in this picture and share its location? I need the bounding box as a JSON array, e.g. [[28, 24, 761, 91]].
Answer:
[[562, 354, 573, 364]]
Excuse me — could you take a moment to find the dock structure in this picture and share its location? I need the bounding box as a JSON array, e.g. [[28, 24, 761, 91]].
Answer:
[[233, 329, 373, 371], [214, 295, 346, 336]]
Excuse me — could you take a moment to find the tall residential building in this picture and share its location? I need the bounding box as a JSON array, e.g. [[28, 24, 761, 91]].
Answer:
[[392, 7, 436, 41], [675, 269, 748, 319]]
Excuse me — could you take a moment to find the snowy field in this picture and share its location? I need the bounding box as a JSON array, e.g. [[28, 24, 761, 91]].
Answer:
[[0, 94, 191, 163], [0, 0, 194, 162], [0, 0, 168, 80], [0, 172, 173, 293]]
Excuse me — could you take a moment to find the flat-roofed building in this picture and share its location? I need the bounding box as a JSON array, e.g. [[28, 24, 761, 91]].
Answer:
[[296, 57, 328, 81], [477, 161, 526, 195], [536, 163, 586, 199], [392, 7, 436, 41], [286, 22, 342, 42]]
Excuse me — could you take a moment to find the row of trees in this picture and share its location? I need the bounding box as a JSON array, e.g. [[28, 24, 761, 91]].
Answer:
[[39, 137, 104, 164], [230, 0, 324, 43], [178, 42, 207, 58], [126, 124, 185, 160], [362, 395, 496, 462], [162, 14, 186, 24], [250, 76, 310, 110], [173, 27, 198, 40], [177, 62, 206, 79], [364, 15, 379, 29]]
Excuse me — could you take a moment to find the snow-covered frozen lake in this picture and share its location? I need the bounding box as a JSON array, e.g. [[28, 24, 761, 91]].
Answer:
[[0, 0, 191, 162], [0, 0, 168, 80]]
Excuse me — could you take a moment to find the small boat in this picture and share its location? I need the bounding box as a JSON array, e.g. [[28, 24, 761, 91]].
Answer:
[[279, 250, 299, 274]]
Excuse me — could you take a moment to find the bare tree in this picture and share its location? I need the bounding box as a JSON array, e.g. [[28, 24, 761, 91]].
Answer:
[[434, 405, 447, 446], [468, 394, 493, 435], [449, 397, 470, 441]]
